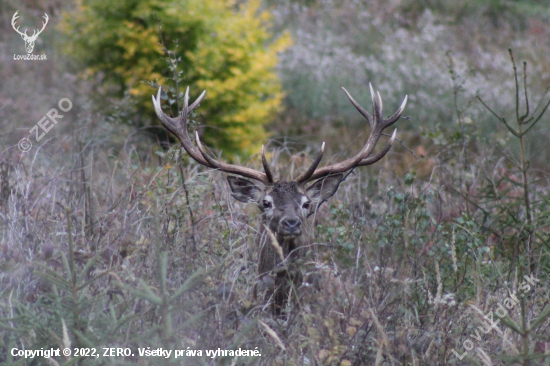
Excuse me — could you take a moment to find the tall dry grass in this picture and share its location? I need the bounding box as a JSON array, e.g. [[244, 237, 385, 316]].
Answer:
[[1, 1, 550, 365]]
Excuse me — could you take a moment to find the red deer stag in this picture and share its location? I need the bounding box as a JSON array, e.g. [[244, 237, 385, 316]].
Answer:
[[152, 85, 407, 313]]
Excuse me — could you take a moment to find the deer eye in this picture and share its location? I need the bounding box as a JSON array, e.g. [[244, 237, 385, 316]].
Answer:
[[302, 201, 310, 210], [263, 200, 272, 209]]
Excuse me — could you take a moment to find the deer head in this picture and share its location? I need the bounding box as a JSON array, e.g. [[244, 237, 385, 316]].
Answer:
[[12, 11, 48, 54], [152, 84, 407, 311], [226, 175, 342, 239]]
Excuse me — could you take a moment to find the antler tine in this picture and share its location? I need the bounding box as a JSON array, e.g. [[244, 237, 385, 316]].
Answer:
[[152, 87, 211, 167], [357, 129, 397, 167], [189, 89, 206, 111], [343, 88, 373, 128], [370, 83, 383, 128], [11, 11, 25, 36], [385, 95, 408, 126], [182, 86, 190, 121], [153, 86, 270, 184], [302, 87, 407, 183], [261, 145, 274, 183], [195, 131, 222, 168], [295, 142, 325, 183], [35, 13, 48, 37], [11, 11, 18, 26]]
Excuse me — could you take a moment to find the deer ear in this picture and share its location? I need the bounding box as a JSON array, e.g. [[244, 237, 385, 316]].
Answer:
[[227, 176, 263, 203], [306, 174, 343, 205]]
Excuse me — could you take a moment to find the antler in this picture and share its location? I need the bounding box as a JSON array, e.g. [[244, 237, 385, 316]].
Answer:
[[11, 12, 48, 40], [295, 83, 407, 183], [152, 87, 273, 185], [11, 11, 26, 37], [32, 13, 49, 39]]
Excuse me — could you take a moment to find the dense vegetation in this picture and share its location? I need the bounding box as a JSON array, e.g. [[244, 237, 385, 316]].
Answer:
[[1, 0, 550, 365], [59, 0, 290, 156]]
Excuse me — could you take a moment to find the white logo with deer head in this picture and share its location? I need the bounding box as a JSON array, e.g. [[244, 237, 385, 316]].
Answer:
[[12, 11, 48, 54]]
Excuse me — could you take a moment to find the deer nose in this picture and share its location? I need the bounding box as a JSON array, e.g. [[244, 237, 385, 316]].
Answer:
[[281, 217, 301, 234]]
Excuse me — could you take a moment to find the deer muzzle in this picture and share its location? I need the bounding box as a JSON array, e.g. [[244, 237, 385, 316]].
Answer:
[[280, 216, 302, 236]]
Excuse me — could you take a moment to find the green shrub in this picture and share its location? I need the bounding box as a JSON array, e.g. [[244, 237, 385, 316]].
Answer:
[[59, 0, 291, 156]]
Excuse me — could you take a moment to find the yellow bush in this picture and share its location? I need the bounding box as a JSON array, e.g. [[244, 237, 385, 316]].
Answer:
[[59, 0, 291, 156]]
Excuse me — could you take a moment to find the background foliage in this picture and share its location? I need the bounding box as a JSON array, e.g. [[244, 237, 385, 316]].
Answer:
[[59, 0, 291, 156]]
